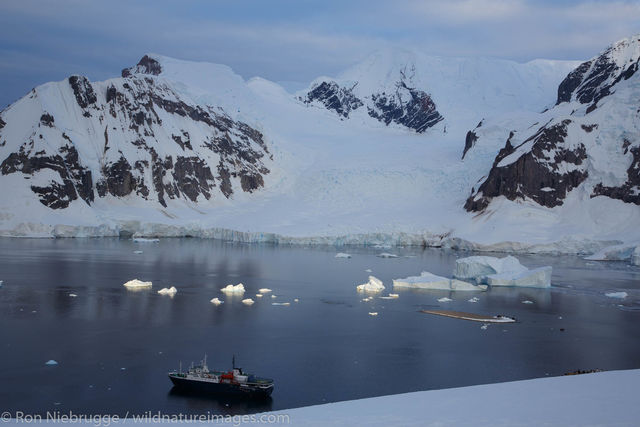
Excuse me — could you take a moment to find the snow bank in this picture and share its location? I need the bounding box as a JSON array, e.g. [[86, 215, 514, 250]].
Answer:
[[356, 276, 385, 292], [393, 271, 486, 291], [123, 279, 152, 289], [221, 283, 245, 294], [486, 266, 552, 288], [157, 286, 177, 296], [335, 253, 352, 258], [210, 297, 223, 305]]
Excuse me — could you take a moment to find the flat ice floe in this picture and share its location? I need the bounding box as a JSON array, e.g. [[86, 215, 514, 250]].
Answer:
[[368, 312, 378, 316], [45, 360, 58, 366], [123, 279, 152, 289], [157, 286, 177, 296], [132, 237, 159, 243], [379, 293, 399, 299], [210, 297, 224, 305], [356, 276, 385, 292], [605, 291, 628, 299], [272, 302, 290, 306], [377, 253, 398, 258], [393, 271, 486, 291], [221, 283, 245, 294], [454, 255, 552, 288], [242, 298, 255, 305], [335, 253, 352, 258], [437, 297, 452, 302], [258, 288, 272, 294]]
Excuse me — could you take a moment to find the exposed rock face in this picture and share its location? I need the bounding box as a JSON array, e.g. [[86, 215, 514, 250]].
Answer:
[[592, 146, 640, 205], [301, 81, 363, 118], [301, 65, 443, 133], [0, 56, 272, 210], [465, 120, 588, 211], [555, 35, 640, 111], [462, 121, 482, 160]]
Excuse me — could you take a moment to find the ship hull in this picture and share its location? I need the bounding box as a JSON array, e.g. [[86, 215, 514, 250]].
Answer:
[[169, 375, 273, 398]]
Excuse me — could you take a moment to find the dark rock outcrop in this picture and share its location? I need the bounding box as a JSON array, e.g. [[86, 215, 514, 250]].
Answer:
[[367, 84, 443, 133], [302, 81, 363, 118], [465, 120, 588, 211], [591, 145, 640, 205], [462, 121, 483, 159], [122, 55, 162, 78], [68, 76, 97, 110]]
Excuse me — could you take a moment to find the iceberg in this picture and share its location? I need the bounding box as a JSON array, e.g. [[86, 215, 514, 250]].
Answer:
[[356, 276, 385, 292], [335, 253, 352, 258], [157, 286, 177, 296], [453, 255, 528, 283], [242, 298, 255, 305], [605, 291, 628, 299], [210, 297, 224, 305], [45, 360, 58, 366], [393, 271, 486, 291], [585, 243, 640, 264], [123, 279, 152, 289], [221, 283, 245, 294], [486, 266, 552, 288]]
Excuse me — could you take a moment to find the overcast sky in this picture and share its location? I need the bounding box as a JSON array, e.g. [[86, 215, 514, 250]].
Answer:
[[1, 0, 639, 108]]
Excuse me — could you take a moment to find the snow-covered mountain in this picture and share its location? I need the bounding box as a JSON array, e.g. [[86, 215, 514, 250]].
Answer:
[[0, 38, 638, 253], [462, 34, 640, 243]]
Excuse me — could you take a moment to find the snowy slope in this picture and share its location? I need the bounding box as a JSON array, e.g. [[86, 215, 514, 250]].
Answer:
[[0, 38, 638, 253]]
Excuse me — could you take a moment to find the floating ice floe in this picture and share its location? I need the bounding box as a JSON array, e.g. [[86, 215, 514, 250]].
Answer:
[[69, 293, 77, 298], [256, 294, 263, 298], [393, 271, 486, 291], [379, 293, 399, 300], [0, 280, 3, 288], [272, 302, 290, 306], [335, 253, 352, 259], [480, 324, 488, 330], [468, 297, 479, 303], [486, 267, 552, 288], [605, 292, 628, 299], [157, 286, 177, 296], [132, 238, 159, 243], [210, 297, 223, 305], [294, 298, 299, 302], [368, 312, 378, 316], [361, 297, 373, 302], [356, 276, 385, 292], [454, 255, 552, 288], [377, 253, 398, 258], [258, 288, 272, 294], [437, 297, 452, 302], [242, 298, 255, 305], [221, 283, 245, 294], [133, 250, 143, 254], [522, 300, 534, 304], [45, 360, 58, 366], [123, 279, 152, 289], [271, 294, 277, 299], [365, 269, 372, 273]]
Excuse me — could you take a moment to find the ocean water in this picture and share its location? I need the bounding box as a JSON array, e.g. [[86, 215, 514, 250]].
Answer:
[[0, 238, 638, 416]]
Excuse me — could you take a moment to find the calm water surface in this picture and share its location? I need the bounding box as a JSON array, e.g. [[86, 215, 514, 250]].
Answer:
[[0, 238, 639, 416]]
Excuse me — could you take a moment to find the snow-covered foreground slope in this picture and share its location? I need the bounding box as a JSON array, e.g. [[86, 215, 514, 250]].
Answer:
[[0, 36, 639, 253], [263, 369, 639, 426]]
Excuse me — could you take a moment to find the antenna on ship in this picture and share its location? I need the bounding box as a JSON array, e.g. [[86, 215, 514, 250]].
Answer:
[[179, 361, 182, 374], [232, 354, 236, 370]]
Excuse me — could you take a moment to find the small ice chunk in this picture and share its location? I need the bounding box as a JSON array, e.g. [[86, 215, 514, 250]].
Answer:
[[256, 294, 263, 298], [522, 300, 534, 304], [379, 293, 399, 300], [438, 297, 452, 302], [271, 294, 277, 299], [335, 253, 352, 258], [486, 266, 552, 288], [393, 271, 485, 291], [123, 279, 152, 289], [480, 324, 488, 330], [365, 269, 372, 273], [69, 293, 77, 298], [368, 312, 378, 316], [0, 280, 3, 288], [356, 276, 385, 292], [272, 302, 290, 306], [157, 286, 177, 296], [133, 250, 143, 254], [377, 253, 398, 258], [294, 298, 299, 302], [242, 298, 255, 305], [45, 360, 58, 366], [605, 292, 628, 299], [132, 238, 159, 243], [258, 288, 272, 294], [210, 297, 224, 305], [468, 297, 479, 303], [220, 283, 245, 294], [361, 297, 373, 302]]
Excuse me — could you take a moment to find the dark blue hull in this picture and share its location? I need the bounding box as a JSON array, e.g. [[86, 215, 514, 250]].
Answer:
[[169, 374, 273, 399]]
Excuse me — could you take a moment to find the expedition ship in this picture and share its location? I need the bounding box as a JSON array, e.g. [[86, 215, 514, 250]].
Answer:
[[168, 355, 274, 398]]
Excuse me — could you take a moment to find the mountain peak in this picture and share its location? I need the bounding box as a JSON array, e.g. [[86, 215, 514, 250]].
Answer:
[[121, 54, 163, 78]]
